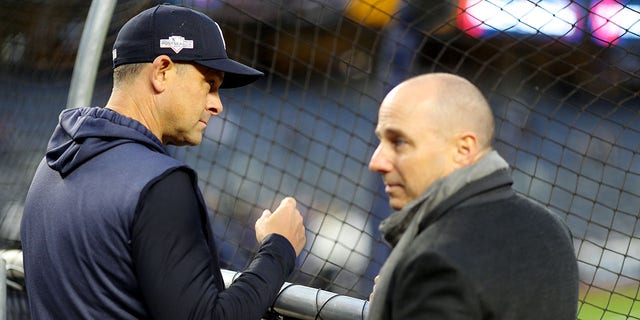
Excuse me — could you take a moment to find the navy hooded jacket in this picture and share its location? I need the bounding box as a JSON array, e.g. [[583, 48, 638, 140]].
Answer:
[[21, 107, 295, 319]]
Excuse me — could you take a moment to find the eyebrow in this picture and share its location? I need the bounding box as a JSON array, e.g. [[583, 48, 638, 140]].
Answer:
[[375, 127, 404, 139]]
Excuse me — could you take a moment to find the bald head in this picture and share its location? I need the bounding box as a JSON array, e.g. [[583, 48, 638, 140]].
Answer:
[[384, 73, 495, 151], [370, 73, 496, 209]]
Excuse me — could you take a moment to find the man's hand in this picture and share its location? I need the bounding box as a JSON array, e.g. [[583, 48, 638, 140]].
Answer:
[[255, 197, 306, 256]]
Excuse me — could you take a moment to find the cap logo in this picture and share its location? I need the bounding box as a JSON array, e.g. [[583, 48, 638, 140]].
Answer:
[[159, 36, 194, 53]]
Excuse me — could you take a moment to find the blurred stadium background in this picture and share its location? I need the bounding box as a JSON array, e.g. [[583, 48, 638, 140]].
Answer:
[[1, 0, 640, 319]]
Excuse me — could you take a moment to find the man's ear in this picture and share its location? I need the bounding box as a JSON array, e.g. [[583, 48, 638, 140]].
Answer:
[[454, 132, 478, 166], [150, 55, 174, 93]]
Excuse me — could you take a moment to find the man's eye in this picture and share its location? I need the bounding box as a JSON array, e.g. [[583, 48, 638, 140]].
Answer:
[[394, 138, 406, 147]]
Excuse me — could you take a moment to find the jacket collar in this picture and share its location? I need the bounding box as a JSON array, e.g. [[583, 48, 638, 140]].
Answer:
[[380, 151, 511, 247]]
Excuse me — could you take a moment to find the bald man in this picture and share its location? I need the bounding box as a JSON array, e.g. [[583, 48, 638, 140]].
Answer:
[[367, 73, 579, 320]]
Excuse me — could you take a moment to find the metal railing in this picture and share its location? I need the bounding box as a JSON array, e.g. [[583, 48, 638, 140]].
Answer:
[[222, 269, 369, 319], [0, 250, 368, 319]]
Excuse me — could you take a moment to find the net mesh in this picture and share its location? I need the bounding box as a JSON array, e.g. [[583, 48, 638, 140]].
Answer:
[[1, 0, 640, 318]]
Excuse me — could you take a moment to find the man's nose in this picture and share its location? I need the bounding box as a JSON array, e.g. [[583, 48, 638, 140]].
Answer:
[[368, 145, 390, 173], [207, 94, 223, 115]]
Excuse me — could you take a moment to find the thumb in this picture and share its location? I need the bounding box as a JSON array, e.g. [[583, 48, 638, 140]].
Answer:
[[259, 209, 272, 221], [255, 209, 272, 243], [281, 196, 296, 207]]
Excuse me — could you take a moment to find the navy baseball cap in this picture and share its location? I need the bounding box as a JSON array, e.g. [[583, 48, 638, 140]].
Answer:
[[112, 4, 263, 88]]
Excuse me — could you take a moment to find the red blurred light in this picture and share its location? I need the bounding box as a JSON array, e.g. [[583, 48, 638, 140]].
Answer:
[[458, 0, 486, 38], [590, 0, 626, 46]]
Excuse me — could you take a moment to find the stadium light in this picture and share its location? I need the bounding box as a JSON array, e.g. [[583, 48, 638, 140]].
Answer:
[[457, 0, 583, 40]]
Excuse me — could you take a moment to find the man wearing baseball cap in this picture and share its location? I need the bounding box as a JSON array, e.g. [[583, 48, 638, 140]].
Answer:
[[21, 4, 306, 319]]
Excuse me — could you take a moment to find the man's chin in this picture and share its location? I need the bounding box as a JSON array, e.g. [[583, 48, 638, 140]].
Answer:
[[167, 141, 199, 147], [166, 134, 202, 146], [388, 198, 406, 211]]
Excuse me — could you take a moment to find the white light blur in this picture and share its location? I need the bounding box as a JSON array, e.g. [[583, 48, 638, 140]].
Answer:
[[462, 0, 580, 37]]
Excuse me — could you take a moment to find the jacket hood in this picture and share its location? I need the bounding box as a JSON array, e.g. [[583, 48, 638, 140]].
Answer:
[[46, 107, 167, 175]]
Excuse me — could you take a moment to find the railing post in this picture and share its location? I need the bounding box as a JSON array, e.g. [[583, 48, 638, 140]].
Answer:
[[66, 0, 117, 108]]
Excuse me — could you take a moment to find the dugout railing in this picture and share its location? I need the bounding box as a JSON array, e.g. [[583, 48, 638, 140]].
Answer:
[[0, 250, 369, 320]]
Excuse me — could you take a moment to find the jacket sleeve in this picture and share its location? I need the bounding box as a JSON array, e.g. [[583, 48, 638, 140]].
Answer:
[[388, 252, 484, 320], [132, 169, 295, 320]]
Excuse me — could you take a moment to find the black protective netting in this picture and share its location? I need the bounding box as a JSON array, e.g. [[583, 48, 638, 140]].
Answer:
[[1, 0, 640, 319]]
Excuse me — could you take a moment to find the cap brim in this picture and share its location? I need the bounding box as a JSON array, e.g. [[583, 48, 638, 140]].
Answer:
[[195, 58, 263, 88]]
